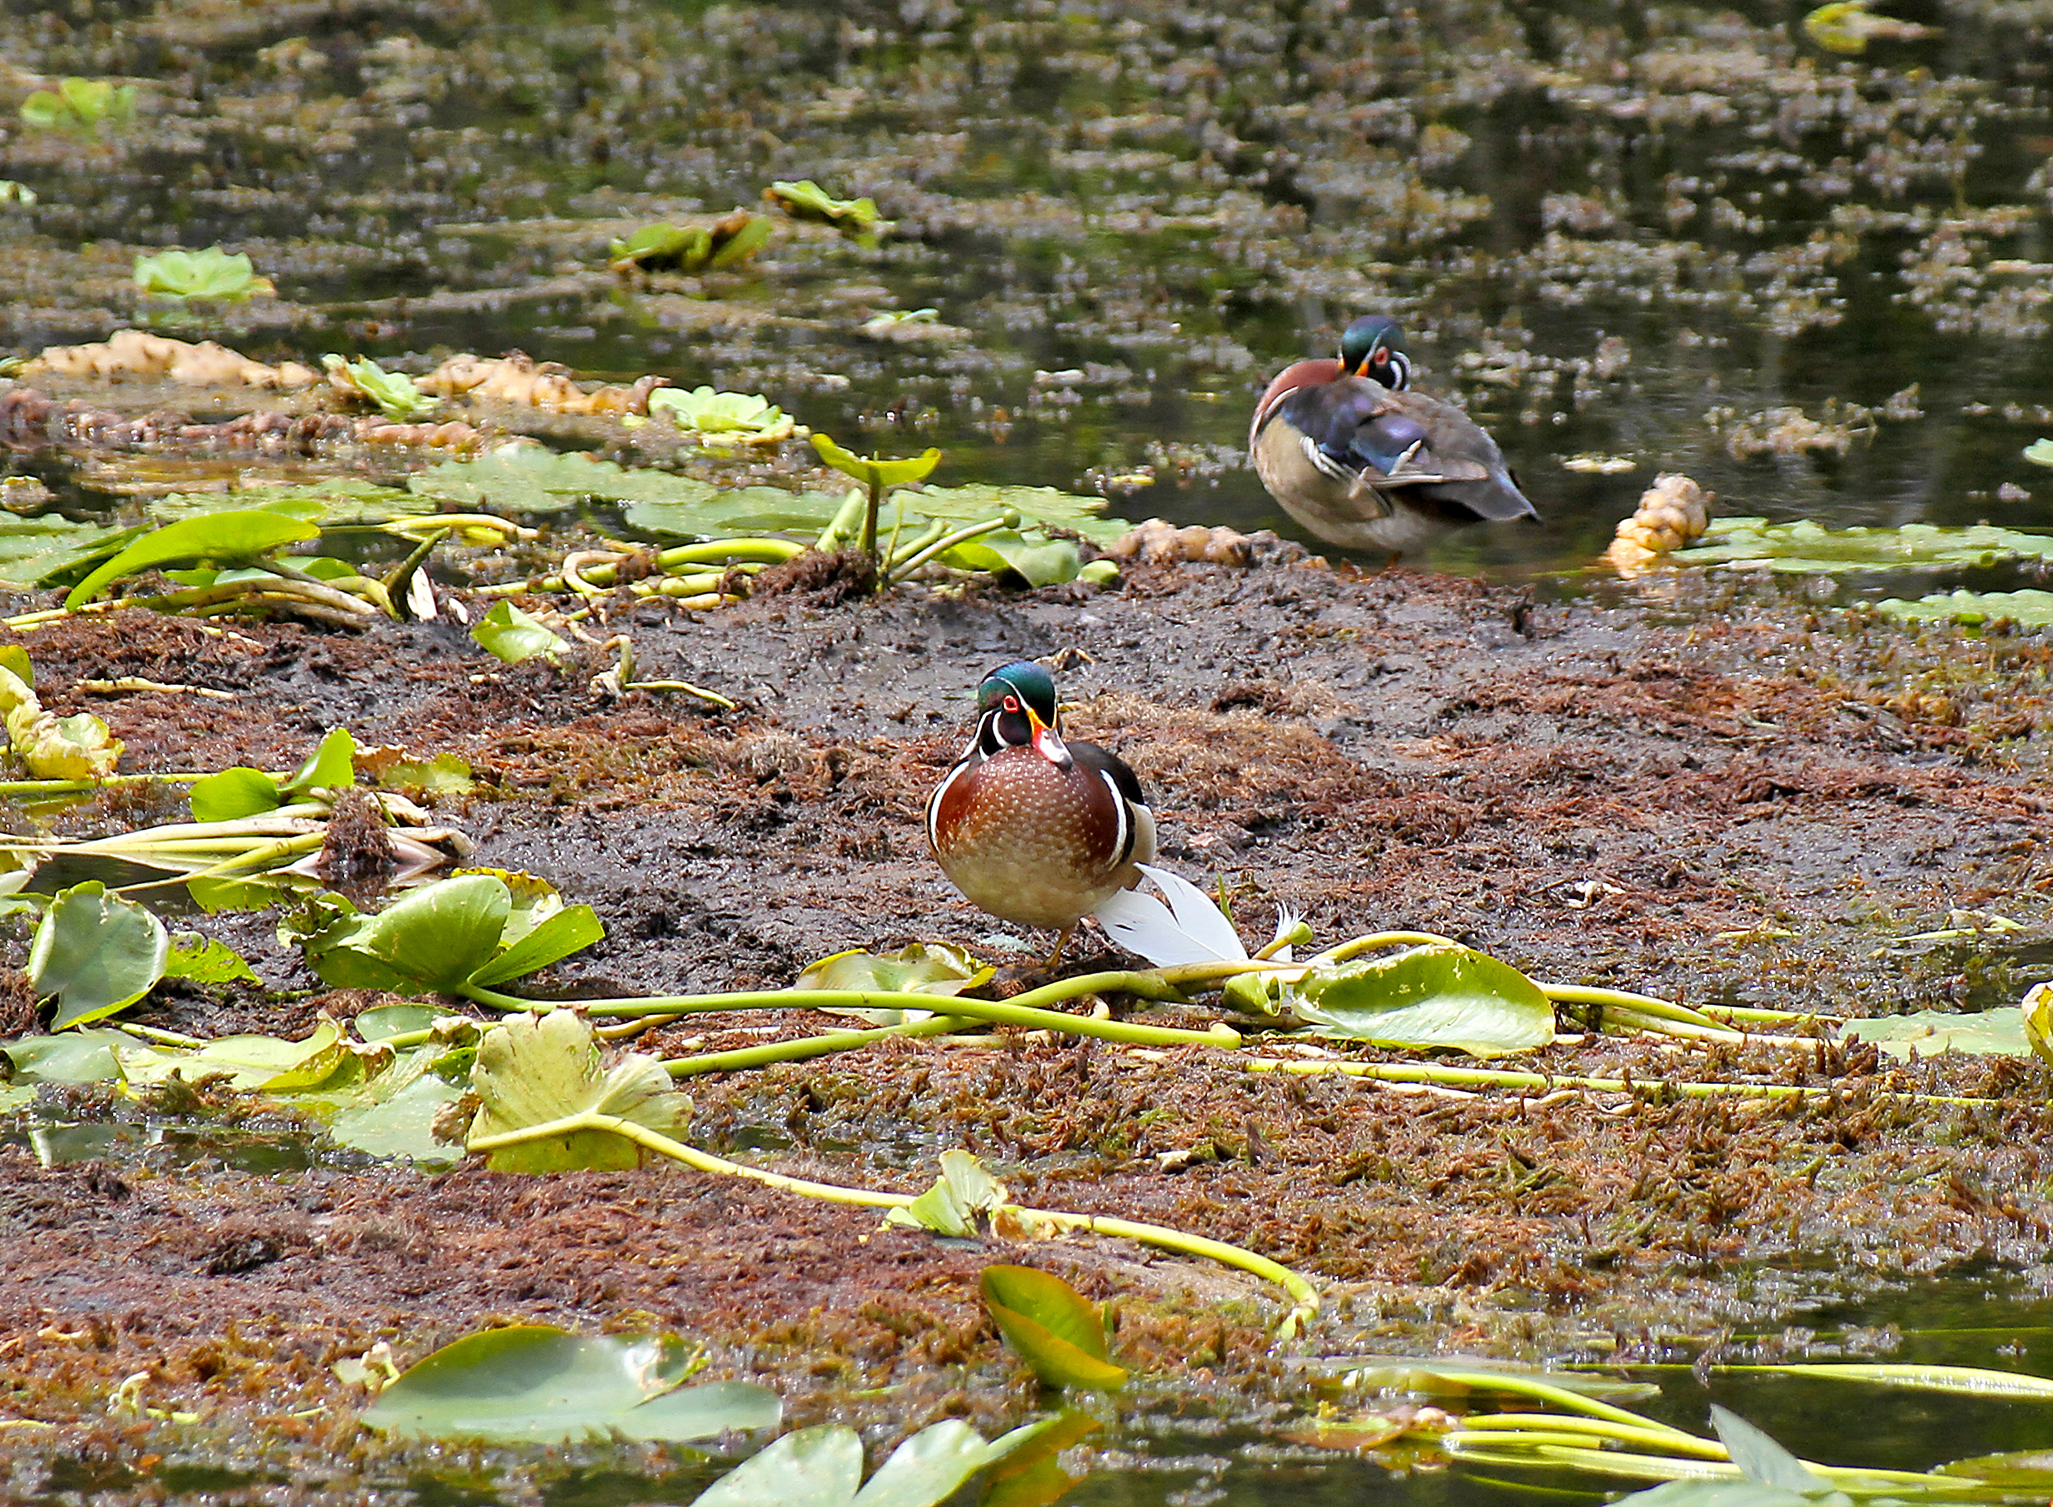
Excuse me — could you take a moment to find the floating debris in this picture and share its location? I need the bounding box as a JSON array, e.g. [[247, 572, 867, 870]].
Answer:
[[1605, 473, 1713, 577]]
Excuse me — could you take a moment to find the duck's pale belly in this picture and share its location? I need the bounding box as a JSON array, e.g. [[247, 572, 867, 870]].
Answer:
[[1251, 425, 1454, 555], [929, 752, 1138, 928]]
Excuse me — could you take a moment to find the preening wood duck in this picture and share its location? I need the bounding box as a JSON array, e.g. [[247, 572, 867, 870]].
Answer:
[[1250, 315, 1536, 556]]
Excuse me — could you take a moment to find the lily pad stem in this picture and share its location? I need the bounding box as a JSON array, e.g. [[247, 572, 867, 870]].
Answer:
[[886, 514, 1017, 584], [1310, 930, 1459, 965], [1244, 1056, 1996, 1106], [666, 1013, 974, 1075], [464, 1110, 1317, 1325]]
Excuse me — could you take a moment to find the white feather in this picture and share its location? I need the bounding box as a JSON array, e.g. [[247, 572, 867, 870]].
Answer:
[[1092, 863, 1249, 966]]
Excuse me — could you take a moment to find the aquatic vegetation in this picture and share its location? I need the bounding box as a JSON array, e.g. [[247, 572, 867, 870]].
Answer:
[[1675, 519, 2053, 574], [27, 882, 166, 1029], [692, 1416, 1049, 1507], [2026, 439, 2053, 467], [1803, 0, 1939, 54], [416, 352, 663, 415], [132, 247, 275, 302], [1870, 588, 2053, 628], [472, 601, 573, 665], [322, 355, 440, 421], [1606, 473, 1714, 576], [469, 1009, 691, 1173], [606, 210, 772, 274], [360, 1326, 780, 1445], [981, 1265, 1128, 1391], [20, 329, 321, 387], [647, 385, 794, 444], [762, 179, 885, 242], [19, 76, 135, 133], [0, 655, 121, 778], [810, 432, 941, 565], [0, 180, 37, 205]]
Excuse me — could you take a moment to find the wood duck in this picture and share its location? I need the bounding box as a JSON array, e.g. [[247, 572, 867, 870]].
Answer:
[[926, 661, 1156, 962], [1250, 315, 1537, 557]]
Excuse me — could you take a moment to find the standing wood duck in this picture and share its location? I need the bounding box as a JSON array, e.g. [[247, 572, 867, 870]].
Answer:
[[1250, 315, 1537, 556], [926, 661, 1156, 962]]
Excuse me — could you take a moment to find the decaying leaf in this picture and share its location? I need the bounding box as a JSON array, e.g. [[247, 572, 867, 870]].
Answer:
[[467, 1010, 692, 1171]]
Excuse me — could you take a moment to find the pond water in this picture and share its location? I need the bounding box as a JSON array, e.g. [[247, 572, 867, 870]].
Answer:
[[2, 0, 2049, 583]]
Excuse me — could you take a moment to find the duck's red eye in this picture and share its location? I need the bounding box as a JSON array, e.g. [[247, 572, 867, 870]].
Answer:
[[1372, 350, 1388, 364], [1003, 696, 1020, 713]]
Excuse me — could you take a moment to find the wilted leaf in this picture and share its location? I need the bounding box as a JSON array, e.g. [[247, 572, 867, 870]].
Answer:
[[29, 881, 169, 1029], [117, 1017, 352, 1093], [361, 1326, 780, 1444], [886, 1149, 1010, 1237], [472, 601, 572, 666], [323, 355, 440, 420], [980, 1265, 1127, 1391], [468, 1010, 692, 1171], [764, 180, 886, 240], [797, 943, 990, 1022], [2025, 983, 2053, 1068], [1291, 944, 1555, 1056], [1803, 0, 1937, 53], [65, 508, 320, 609], [366, 750, 474, 796]]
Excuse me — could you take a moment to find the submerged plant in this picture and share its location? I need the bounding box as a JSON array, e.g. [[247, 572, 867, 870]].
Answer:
[[134, 247, 275, 302]]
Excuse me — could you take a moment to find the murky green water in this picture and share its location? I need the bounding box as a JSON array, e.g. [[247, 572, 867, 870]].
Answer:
[[3, 0, 2050, 577]]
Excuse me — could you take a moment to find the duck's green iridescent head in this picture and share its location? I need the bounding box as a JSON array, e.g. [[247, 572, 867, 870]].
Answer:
[[1339, 315, 1410, 389], [978, 660, 1058, 723], [976, 660, 1070, 766]]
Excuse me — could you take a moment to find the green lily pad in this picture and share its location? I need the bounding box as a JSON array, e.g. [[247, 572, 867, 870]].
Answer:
[[0, 517, 138, 588], [811, 433, 941, 492], [134, 247, 274, 302], [621, 486, 849, 540], [117, 1017, 353, 1093], [412, 445, 723, 515], [913, 483, 1131, 544], [1291, 944, 1555, 1056], [324, 1065, 466, 1165], [1840, 1007, 2029, 1059], [297, 874, 514, 993], [29, 881, 169, 1030], [1870, 589, 2053, 628], [980, 1264, 1127, 1391], [3, 1028, 130, 1084], [2025, 439, 2053, 468], [188, 767, 284, 822], [287, 726, 357, 795], [149, 480, 430, 527], [468, 1009, 692, 1172], [360, 1326, 781, 1444], [164, 932, 259, 985], [473, 601, 572, 666], [648, 386, 791, 441], [936, 529, 1081, 587], [1674, 518, 2053, 574], [21, 76, 136, 132], [65, 509, 321, 609], [764, 180, 886, 242]]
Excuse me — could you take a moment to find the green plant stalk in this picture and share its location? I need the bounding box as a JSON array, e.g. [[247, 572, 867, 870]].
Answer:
[[113, 1020, 207, 1048], [1310, 930, 1458, 965], [1711, 1362, 2053, 1398], [461, 978, 1241, 1049], [816, 488, 867, 552], [1244, 1057, 1997, 1106], [860, 478, 884, 566], [1358, 1366, 1700, 1435], [0, 771, 211, 795], [887, 514, 1016, 584], [666, 1013, 973, 1075], [1700, 1002, 1842, 1026], [1452, 1413, 1727, 1456], [629, 571, 729, 599], [883, 518, 949, 569], [1440, 1435, 1965, 1492], [653, 540, 802, 571], [464, 1110, 1318, 1324], [1540, 982, 1734, 1034]]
